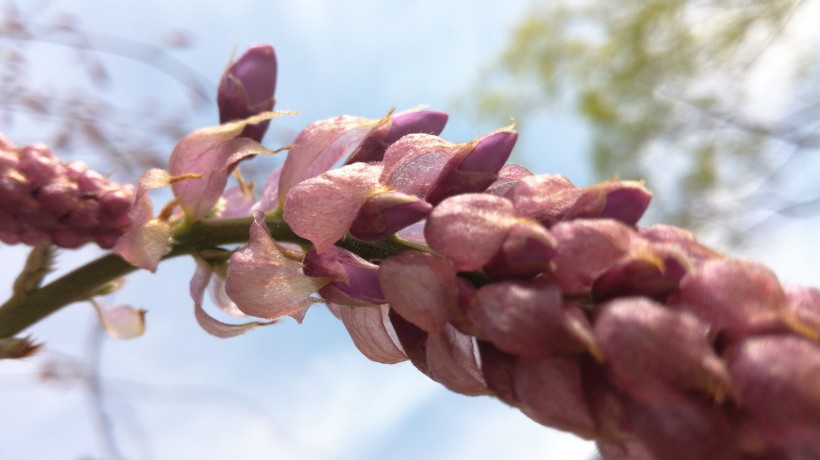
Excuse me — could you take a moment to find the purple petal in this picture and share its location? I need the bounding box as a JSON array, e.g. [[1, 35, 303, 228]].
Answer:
[[283, 162, 382, 252], [113, 169, 173, 272], [348, 191, 432, 241], [345, 109, 449, 164], [225, 211, 327, 319], [217, 45, 277, 142], [482, 220, 557, 279], [425, 128, 517, 204], [303, 245, 386, 305]]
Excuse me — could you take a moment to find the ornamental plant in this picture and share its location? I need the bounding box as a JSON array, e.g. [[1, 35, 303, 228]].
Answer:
[[1, 44, 819, 460]]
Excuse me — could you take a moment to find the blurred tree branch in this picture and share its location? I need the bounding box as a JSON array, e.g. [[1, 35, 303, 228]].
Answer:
[[468, 0, 820, 246]]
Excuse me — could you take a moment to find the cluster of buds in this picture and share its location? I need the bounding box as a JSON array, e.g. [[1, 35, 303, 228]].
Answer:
[[0, 135, 133, 248], [3, 43, 819, 459]]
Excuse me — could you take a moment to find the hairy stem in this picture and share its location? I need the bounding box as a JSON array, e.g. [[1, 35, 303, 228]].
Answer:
[[0, 213, 421, 338]]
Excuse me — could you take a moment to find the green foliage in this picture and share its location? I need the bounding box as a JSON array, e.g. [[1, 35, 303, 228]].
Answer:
[[471, 0, 815, 244]]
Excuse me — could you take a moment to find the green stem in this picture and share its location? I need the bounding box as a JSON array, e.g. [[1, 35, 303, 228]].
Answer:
[[0, 213, 421, 338]]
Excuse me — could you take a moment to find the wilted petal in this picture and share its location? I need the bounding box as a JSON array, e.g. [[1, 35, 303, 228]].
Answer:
[[670, 259, 789, 339], [345, 109, 449, 164], [169, 115, 277, 220], [425, 324, 488, 396], [277, 115, 383, 205], [593, 297, 734, 404], [389, 308, 431, 377], [337, 304, 406, 364], [470, 279, 598, 358], [93, 302, 146, 339], [225, 211, 328, 319], [379, 251, 458, 333], [424, 193, 516, 271], [113, 169, 173, 272], [284, 162, 383, 252], [191, 259, 274, 338], [349, 191, 432, 241]]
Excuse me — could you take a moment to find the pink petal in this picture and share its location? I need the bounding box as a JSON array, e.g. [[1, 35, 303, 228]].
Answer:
[[218, 185, 256, 218], [670, 259, 789, 340], [378, 251, 458, 333], [225, 211, 328, 319], [191, 259, 274, 338], [425, 323, 488, 396], [381, 133, 464, 198], [549, 219, 636, 294], [277, 115, 383, 205], [169, 115, 277, 220], [252, 165, 282, 213], [337, 304, 406, 364], [470, 279, 598, 358], [515, 354, 597, 435], [283, 162, 382, 252], [424, 193, 517, 271], [93, 302, 146, 339], [593, 297, 734, 404]]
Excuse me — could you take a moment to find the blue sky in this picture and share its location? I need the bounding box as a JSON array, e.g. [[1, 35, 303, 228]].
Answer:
[[2, 1, 819, 459]]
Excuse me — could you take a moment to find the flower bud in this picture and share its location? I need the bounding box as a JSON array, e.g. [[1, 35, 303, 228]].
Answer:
[[217, 45, 277, 142]]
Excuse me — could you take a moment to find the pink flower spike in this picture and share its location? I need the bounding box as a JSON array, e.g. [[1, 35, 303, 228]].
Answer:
[[191, 259, 274, 338], [169, 114, 279, 221], [225, 211, 328, 320], [284, 162, 383, 252], [277, 115, 384, 206], [217, 45, 277, 142]]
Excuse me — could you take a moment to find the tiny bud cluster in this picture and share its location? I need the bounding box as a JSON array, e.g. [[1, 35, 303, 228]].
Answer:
[[0, 135, 133, 248]]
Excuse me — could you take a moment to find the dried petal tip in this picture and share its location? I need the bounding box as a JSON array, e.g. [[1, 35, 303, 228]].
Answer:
[[218, 45, 278, 142], [0, 336, 43, 359]]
